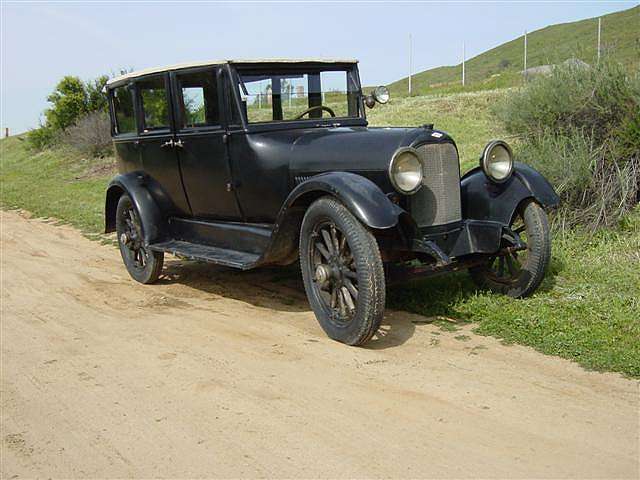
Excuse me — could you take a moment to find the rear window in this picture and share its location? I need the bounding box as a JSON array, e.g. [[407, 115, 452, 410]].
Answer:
[[112, 85, 135, 134], [138, 76, 170, 131]]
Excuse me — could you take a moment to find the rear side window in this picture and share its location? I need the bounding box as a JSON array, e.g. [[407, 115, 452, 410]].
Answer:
[[138, 76, 170, 131], [176, 70, 220, 129], [112, 85, 135, 134]]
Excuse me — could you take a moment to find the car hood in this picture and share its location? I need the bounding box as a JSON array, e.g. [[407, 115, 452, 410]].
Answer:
[[246, 125, 451, 174]]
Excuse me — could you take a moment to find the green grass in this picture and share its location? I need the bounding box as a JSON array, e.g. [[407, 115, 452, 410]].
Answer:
[[0, 137, 111, 235], [387, 5, 639, 97], [388, 220, 640, 377], [1, 89, 639, 377]]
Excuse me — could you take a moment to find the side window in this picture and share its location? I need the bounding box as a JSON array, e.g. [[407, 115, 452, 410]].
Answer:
[[138, 76, 170, 132], [176, 70, 220, 129], [112, 85, 135, 134]]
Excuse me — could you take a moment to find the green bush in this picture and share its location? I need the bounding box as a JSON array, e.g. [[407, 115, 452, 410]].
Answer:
[[495, 59, 640, 230], [25, 125, 59, 151], [27, 74, 109, 151]]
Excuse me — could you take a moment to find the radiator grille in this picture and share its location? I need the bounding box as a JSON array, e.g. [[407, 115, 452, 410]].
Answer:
[[410, 143, 462, 227]]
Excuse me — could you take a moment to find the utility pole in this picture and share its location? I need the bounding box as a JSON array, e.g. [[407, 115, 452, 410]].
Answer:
[[408, 33, 413, 95], [462, 41, 466, 87], [523, 30, 528, 81], [597, 17, 602, 62]]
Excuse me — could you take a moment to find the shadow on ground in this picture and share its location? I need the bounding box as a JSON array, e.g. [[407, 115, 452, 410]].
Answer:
[[156, 253, 564, 349]]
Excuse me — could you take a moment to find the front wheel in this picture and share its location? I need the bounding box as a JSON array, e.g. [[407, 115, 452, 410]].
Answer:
[[299, 197, 385, 346], [116, 194, 164, 284], [470, 199, 551, 298]]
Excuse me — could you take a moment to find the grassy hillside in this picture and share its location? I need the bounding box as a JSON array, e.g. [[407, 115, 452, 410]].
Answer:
[[1, 90, 638, 377], [388, 5, 639, 97]]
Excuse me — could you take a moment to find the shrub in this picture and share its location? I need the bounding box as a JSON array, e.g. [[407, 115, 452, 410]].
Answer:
[[27, 74, 111, 151], [494, 59, 640, 230], [26, 125, 59, 151], [62, 111, 112, 157], [45, 76, 91, 132]]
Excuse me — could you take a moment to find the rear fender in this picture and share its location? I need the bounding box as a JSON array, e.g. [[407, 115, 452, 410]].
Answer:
[[461, 162, 559, 224], [104, 173, 165, 245]]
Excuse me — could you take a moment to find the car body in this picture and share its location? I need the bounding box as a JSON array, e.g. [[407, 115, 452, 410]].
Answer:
[[104, 59, 559, 345]]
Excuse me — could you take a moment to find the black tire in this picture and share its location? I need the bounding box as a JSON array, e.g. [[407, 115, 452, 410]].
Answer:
[[470, 199, 550, 298], [299, 197, 385, 346], [115, 194, 164, 284]]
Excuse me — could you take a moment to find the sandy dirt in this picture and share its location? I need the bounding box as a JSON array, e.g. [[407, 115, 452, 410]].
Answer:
[[1, 209, 638, 479]]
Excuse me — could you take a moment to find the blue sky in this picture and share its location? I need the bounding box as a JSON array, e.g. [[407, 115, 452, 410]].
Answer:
[[1, 1, 637, 134]]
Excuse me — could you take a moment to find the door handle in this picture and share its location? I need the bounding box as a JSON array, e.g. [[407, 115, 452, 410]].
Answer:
[[174, 139, 184, 148], [161, 140, 174, 148]]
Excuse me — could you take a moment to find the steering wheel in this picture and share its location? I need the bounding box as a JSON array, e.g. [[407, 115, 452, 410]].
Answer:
[[294, 105, 336, 120]]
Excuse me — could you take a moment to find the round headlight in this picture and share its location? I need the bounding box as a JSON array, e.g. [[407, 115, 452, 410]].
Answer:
[[373, 85, 390, 104], [481, 140, 513, 183], [389, 148, 423, 194]]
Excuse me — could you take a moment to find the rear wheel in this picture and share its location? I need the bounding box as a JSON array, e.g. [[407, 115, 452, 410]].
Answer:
[[116, 194, 164, 284], [300, 197, 385, 346], [470, 199, 550, 298]]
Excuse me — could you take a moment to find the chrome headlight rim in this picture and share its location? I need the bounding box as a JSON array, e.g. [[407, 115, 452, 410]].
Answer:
[[388, 147, 423, 195], [481, 139, 514, 183]]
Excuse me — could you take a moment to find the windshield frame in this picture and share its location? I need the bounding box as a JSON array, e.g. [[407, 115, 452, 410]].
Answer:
[[228, 62, 367, 131]]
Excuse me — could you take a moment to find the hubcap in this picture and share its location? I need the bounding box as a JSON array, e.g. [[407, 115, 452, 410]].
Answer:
[[309, 221, 359, 324], [315, 264, 330, 284], [119, 207, 147, 270]]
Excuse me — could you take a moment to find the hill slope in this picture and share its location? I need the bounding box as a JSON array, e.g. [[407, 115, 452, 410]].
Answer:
[[389, 5, 639, 96]]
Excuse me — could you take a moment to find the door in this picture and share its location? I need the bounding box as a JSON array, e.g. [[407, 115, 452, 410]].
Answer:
[[135, 74, 191, 216], [172, 67, 242, 221]]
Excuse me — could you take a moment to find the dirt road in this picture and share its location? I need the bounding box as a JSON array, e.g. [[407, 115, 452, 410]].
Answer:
[[1, 210, 638, 478]]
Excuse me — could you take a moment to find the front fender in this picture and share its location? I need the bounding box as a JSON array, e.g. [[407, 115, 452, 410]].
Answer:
[[104, 173, 165, 245], [282, 172, 403, 229], [461, 162, 559, 224]]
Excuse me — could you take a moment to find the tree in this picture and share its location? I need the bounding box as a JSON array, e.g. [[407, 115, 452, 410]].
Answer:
[[45, 76, 88, 131], [43, 75, 110, 132], [85, 75, 109, 113], [27, 73, 112, 150]]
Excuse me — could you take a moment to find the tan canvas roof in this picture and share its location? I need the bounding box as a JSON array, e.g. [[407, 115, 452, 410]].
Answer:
[[106, 58, 358, 86]]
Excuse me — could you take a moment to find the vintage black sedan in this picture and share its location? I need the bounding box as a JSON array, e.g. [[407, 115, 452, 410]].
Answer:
[[104, 59, 559, 345]]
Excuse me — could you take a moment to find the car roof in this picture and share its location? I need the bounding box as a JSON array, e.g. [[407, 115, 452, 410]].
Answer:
[[106, 58, 359, 87]]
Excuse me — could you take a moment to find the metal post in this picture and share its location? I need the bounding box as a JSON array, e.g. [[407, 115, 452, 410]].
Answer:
[[408, 33, 413, 95], [523, 30, 528, 81], [597, 17, 602, 62], [462, 41, 465, 87], [4, 128, 8, 138]]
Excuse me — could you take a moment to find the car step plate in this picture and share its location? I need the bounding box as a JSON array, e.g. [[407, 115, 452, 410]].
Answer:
[[148, 240, 260, 270]]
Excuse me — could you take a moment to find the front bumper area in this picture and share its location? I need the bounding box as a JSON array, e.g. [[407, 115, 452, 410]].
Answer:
[[410, 218, 524, 265], [387, 219, 522, 283]]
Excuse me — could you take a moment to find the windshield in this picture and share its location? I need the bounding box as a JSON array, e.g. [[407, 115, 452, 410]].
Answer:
[[236, 67, 361, 124]]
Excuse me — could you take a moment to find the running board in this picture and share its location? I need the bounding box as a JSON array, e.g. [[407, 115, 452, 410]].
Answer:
[[148, 240, 261, 270]]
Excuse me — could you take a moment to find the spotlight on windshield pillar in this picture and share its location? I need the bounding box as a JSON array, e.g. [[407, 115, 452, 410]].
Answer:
[[365, 95, 376, 108], [373, 85, 390, 104], [365, 85, 390, 109]]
